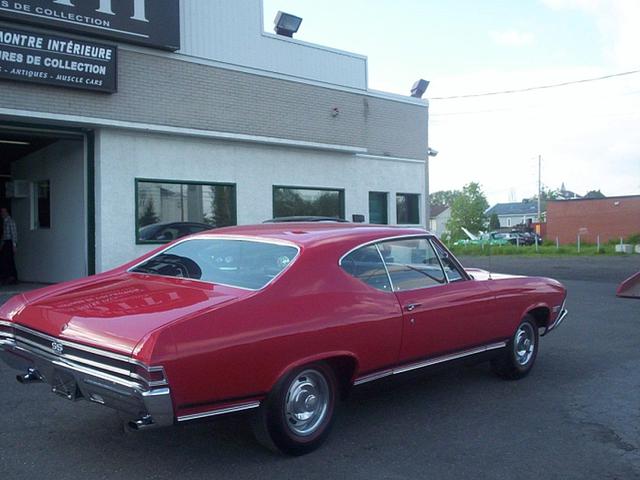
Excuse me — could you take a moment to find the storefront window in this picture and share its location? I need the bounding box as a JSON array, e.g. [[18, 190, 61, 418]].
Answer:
[[369, 192, 388, 224], [136, 180, 236, 243], [273, 186, 344, 219], [396, 193, 420, 225]]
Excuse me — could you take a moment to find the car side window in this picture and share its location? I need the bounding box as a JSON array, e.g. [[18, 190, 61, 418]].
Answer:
[[341, 245, 392, 292], [378, 238, 446, 291], [431, 240, 466, 282]]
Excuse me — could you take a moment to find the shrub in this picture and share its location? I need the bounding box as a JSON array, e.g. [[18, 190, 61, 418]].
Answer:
[[626, 233, 640, 244]]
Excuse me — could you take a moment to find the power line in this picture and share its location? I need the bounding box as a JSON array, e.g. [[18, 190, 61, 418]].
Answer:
[[430, 69, 640, 100]]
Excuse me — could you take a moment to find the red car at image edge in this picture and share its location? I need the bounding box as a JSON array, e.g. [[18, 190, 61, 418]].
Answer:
[[0, 224, 567, 455]]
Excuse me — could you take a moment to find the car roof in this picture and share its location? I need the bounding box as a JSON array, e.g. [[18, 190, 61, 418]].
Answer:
[[199, 223, 429, 249]]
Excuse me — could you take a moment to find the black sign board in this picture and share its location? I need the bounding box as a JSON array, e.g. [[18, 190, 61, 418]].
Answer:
[[0, 25, 117, 92], [0, 0, 180, 51]]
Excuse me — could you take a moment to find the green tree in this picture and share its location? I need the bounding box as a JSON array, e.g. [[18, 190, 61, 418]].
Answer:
[[446, 182, 489, 240], [430, 190, 461, 207], [138, 199, 159, 227], [489, 213, 500, 230], [584, 189, 605, 199]]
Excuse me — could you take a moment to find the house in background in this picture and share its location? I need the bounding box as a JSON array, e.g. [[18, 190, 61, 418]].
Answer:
[[485, 201, 541, 228], [429, 205, 451, 238], [556, 182, 582, 200]]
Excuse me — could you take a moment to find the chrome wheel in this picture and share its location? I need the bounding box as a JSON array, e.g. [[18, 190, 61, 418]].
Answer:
[[284, 369, 329, 437], [514, 323, 535, 366]]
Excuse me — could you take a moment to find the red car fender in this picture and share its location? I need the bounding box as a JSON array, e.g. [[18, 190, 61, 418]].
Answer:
[[267, 350, 360, 394], [517, 301, 552, 330]]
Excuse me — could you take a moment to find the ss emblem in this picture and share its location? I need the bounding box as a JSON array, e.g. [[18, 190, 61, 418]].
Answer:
[[51, 341, 64, 355]]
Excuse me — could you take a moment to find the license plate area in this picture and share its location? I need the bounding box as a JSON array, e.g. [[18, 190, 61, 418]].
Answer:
[[51, 370, 80, 401]]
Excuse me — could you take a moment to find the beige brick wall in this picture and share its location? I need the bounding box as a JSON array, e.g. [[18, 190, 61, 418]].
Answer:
[[0, 50, 428, 160]]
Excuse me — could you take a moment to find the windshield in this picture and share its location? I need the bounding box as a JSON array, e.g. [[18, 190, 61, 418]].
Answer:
[[130, 238, 299, 290]]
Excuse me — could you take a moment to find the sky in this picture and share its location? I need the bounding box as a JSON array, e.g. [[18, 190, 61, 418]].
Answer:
[[263, 0, 640, 205]]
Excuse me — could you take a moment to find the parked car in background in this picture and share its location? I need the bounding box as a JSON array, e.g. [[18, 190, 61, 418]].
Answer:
[[453, 231, 509, 246], [138, 221, 214, 242], [0, 224, 567, 455]]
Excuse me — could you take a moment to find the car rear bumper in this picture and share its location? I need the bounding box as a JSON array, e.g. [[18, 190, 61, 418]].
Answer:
[[0, 325, 174, 429]]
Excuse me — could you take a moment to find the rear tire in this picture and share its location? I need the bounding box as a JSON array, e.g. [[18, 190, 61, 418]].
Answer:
[[252, 362, 337, 455], [492, 315, 539, 380]]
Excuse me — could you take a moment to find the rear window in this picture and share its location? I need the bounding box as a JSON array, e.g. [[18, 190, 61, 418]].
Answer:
[[130, 239, 299, 290]]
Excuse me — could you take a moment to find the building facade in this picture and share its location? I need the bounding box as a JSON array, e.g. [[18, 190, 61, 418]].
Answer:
[[0, 0, 429, 283], [546, 196, 640, 244]]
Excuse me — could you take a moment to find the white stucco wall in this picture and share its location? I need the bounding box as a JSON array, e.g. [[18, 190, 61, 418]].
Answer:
[[95, 129, 425, 271], [11, 139, 87, 283]]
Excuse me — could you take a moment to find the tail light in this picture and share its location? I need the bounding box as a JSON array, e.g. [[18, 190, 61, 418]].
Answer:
[[131, 364, 167, 386]]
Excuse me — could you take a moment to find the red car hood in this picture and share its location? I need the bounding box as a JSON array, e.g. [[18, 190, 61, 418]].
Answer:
[[6, 273, 246, 355]]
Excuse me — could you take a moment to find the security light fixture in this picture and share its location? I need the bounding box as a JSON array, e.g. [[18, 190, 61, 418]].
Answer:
[[411, 79, 430, 98], [427, 147, 439, 157], [0, 140, 30, 146], [274, 11, 303, 38]]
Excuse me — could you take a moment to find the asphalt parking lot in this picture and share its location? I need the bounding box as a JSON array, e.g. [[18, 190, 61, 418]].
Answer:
[[1, 256, 638, 480]]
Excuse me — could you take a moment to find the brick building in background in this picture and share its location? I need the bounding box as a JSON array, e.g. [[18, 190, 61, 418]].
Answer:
[[546, 195, 640, 244]]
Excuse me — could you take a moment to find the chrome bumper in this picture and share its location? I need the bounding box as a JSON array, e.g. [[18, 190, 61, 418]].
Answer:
[[0, 332, 174, 429], [542, 308, 568, 336]]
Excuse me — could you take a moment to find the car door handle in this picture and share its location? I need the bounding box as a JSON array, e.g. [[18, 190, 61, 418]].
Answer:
[[404, 303, 422, 312]]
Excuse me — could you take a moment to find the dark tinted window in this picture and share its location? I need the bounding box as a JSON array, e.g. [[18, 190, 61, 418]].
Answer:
[[378, 238, 446, 291], [396, 193, 420, 224], [131, 239, 298, 290], [273, 187, 344, 219], [136, 180, 236, 243], [369, 192, 388, 224], [341, 245, 391, 292], [35, 180, 51, 229]]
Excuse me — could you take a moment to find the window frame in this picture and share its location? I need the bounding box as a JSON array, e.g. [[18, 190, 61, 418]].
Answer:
[[272, 185, 345, 220], [135, 178, 237, 245], [396, 193, 421, 225], [338, 234, 471, 293]]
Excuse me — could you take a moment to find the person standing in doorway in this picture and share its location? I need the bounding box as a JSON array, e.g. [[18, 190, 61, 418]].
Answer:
[[0, 207, 18, 285]]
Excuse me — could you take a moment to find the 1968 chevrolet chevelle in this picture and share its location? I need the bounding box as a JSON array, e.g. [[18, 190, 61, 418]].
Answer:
[[0, 224, 567, 455]]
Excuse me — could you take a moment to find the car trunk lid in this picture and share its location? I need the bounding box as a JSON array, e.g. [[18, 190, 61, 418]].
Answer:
[[10, 273, 247, 355]]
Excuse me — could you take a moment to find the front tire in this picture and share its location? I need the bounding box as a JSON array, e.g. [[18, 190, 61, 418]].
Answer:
[[253, 363, 337, 455], [492, 315, 539, 380]]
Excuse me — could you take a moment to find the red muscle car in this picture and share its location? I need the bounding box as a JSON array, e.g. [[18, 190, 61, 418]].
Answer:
[[0, 224, 567, 455]]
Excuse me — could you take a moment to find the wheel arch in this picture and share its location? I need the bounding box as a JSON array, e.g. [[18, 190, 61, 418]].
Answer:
[[269, 351, 360, 399], [522, 303, 551, 329]]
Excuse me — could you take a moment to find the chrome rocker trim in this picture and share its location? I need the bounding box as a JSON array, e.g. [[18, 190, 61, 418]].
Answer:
[[354, 341, 508, 386], [177, 401, 261, 423]]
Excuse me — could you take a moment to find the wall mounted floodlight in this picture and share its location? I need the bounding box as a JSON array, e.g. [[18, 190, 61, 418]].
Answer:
[[411, 79, 430, 98], [427, 147, 439, 157], [274, 11, 303, 38]]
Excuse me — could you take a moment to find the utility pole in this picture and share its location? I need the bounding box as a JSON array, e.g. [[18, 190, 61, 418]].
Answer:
[[537, 155, 542, 223]]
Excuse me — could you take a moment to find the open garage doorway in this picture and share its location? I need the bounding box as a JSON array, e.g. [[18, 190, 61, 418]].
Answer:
[[0, 125, 90, 285]]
